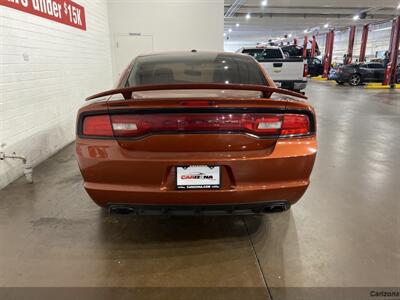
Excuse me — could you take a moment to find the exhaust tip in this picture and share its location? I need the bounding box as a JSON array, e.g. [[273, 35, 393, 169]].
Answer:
[[110, 206, 135, 215], [262, 202, 289, 213]]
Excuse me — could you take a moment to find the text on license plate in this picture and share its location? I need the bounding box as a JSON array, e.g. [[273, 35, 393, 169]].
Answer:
[[176, 165, 220, 190]]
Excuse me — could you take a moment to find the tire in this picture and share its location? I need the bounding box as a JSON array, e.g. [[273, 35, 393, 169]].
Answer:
[[336, 80, 345, 85], [349, 74, 362, 86]]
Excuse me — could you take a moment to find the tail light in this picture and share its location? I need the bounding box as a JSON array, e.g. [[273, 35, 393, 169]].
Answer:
[[303, 63, 308, 77], [82, 115, 113, 136], [81, 113, 311, 138]]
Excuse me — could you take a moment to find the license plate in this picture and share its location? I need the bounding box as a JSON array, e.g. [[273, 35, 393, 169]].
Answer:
[[176, 165, 220, 190]]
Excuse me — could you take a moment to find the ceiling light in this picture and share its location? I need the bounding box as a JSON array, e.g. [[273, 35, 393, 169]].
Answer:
[[303, 29, 308, 34], [246, 13, 251, 19], [228, 28, 232, 33], [353, 15, 360, 21], [288, 33, 292, 38], [236, 23, 240, 27], [223, 32, 227, 37], [324, 23, 329, 28], [261, 0, 267, 6], [397, 3, 400, 9]]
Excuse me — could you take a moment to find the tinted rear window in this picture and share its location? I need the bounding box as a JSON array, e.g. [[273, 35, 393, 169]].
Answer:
[[126, 53, 267, 86], [242, 48, 283, 61]]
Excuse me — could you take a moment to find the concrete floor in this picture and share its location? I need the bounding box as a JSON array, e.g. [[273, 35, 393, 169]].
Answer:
[[0, 81, 399, 299]]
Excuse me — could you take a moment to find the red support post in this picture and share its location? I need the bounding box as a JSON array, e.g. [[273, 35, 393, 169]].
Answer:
[[345, 26, 356, 64], [383, 16, 400, 86], [311, 35, 317, 58], [359, 24, 369, 62], [322, 30, 335, 78], [303, 36, 308, 58]]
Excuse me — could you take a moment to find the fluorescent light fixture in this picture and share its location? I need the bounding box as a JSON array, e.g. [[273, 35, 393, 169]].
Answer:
[[397, 3, 400, 9], [324, 23, 329, 28], [228, 28, 232, 33], [236, 23, 240, 27], [246, 13, 251, 19], [261, 0, 267, 6], [304, 29, 308, 33], [288, 33, 292, 38], [223, 32, 227, 37], [353, 15, 360, 21]]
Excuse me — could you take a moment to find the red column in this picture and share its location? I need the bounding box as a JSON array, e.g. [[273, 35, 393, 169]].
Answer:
[[345, 26, 356, 64], [383, 16, 400, 86], [303, 36, 308, 58], [322, 30, 335, 78], [359, 24, 369, 62], [311, 35, 317, 58]]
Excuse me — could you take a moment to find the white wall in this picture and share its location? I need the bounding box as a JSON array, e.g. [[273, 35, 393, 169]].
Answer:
[[0, 1, 113, 189], [107, 0, 224, 81], [315, 22, 394, 63]]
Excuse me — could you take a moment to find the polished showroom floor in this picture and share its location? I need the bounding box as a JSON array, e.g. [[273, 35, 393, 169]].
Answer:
[[0, 81, 399, 299]]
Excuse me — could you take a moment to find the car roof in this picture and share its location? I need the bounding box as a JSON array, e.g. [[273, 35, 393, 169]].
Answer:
[[136, 50, 244, 59]]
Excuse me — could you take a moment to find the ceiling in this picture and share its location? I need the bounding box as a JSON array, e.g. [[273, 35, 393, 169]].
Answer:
[[224, 0, 400, 46]]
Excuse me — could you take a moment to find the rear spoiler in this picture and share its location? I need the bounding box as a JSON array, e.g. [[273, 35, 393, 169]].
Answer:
[[86, 83, 307, 101]]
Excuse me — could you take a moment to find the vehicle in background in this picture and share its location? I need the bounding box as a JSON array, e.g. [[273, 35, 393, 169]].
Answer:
[[281, 44, 323, 77], [281, 44, 321, 59], [237, 46, 308, 92], [76, 51, 317, 215], [280, 45, 303, 57], [333, 62, 400, 86], [307, 57, 324, 77]]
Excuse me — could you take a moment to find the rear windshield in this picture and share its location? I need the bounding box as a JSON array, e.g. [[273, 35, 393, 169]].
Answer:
[[242, 48, 283, 60], [126, 53, 267, 86]]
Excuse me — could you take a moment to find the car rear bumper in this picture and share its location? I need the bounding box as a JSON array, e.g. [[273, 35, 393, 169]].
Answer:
[[85, 180, 309, 206], [76, 136, 317, 207], [108, 201, 291, 215]]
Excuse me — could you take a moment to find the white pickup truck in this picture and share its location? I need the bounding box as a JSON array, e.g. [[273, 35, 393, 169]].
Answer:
[[237, 46, 307, 92]]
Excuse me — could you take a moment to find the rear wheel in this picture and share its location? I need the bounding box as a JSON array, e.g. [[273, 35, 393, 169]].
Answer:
[[349, 74, 362, 86]]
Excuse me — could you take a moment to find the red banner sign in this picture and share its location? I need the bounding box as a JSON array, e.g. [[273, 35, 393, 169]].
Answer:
[[1, 0, 86, 31]]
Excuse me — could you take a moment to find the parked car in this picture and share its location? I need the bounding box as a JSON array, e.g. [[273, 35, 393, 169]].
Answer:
[[333, 62, 400, 86], [281, 45, 303, 57], [280, 44, 323, 77], [307, 57, 324, 77], [281, 44, 321, 58], [76, 51, 317, 215], [237, 46, 308, 92]]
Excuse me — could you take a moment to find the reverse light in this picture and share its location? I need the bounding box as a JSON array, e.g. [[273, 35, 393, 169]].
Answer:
[[257, 121, 282, 130], [112, 123, 138, 131]]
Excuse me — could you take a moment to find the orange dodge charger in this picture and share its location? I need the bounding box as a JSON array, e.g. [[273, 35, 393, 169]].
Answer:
[[76, 51, 317, 215]]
